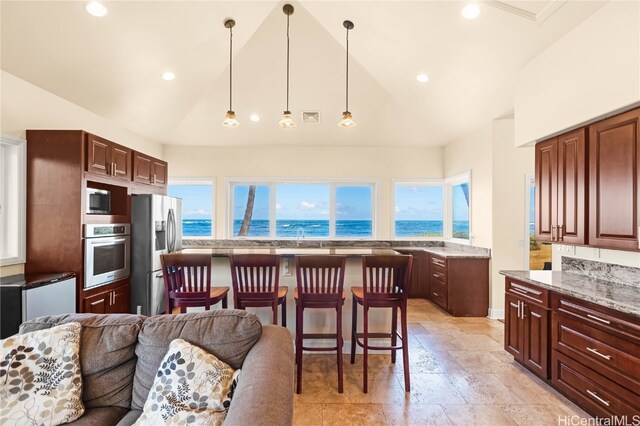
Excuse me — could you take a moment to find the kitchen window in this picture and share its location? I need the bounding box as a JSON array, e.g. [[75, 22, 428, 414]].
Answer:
[[447, 172, 471, 241], [0, 136, 26, 265], [228, 180, 376, 239], [168, 180, 214, 237], [393, 181, 444, 238]]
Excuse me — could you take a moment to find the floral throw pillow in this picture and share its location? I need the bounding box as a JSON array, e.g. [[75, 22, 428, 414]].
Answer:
[[134, 338, 241, 426], [0, 322, 84, 426]]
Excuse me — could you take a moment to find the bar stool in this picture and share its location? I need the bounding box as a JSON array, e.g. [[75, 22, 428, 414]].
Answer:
[[229, 254, 288, 326], [350, 254, 413, 393], [294, 255, 347, 394], [160, 253, 229, 314]]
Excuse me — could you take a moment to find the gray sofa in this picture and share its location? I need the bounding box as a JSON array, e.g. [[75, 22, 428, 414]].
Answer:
[[19, 310, 294, 426]]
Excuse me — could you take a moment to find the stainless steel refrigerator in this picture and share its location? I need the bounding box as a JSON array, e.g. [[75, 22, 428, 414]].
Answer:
[[131, 194, 182, 316]]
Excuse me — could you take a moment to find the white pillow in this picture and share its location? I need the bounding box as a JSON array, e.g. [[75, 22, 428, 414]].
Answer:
[[0, 322, 84, 426], [134, 338, 240, 426]]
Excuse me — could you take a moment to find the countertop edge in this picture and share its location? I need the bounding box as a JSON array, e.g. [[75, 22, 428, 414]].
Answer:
[[500, 270, 639, 318]]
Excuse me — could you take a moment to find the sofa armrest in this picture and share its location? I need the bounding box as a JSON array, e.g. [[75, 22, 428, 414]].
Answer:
[[224, 325, 294, 426]]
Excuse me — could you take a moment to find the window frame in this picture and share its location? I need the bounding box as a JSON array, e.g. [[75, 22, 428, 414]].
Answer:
[[392, 179, 445, 240], [168, 178, 216, 238], [445, 171, 472, 244], [0, 135, 27, 266], [226, 178, 378, 239]]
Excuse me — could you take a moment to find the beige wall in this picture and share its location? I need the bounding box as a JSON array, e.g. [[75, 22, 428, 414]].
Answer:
[[491, 120, 534, 315], [515, 1, 640, 147], [444, 123, 493, 249], [165, 144, 444, 240], [0, 71, 163, 277]]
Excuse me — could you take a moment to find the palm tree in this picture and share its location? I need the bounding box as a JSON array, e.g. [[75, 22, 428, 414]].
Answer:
[[238, 185, 256, 236]]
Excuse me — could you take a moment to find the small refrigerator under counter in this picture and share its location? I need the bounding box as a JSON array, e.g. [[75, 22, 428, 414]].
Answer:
[[0, 273, 76, 338]]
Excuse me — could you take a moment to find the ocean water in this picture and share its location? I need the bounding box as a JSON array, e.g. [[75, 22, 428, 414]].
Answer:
[[182, 219, 471, 238]]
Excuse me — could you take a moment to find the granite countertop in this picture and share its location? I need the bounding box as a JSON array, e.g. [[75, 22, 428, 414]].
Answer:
[[181, 247, 401, 258], [500, 270, 640, 317], [0, 272, 76, 289], [394, 246, 491, 259]]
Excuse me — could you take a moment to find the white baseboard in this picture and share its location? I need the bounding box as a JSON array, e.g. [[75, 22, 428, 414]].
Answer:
[[488, 308, 504, 320]]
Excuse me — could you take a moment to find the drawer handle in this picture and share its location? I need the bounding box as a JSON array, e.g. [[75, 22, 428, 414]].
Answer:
[[433, 273, 443, 279], [587, 314, 611, 325], [586, 347, 611, 361], [511, 288, 529, 297], [586, 390, 610, 407], [432, 259, 445, 266], [512, 282, 542, 295], [433, 292, 439, 297]]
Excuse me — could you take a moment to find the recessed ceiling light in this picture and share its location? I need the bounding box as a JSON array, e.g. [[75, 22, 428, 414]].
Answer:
[[416, 73, 430, 83], [85, 1, 107, 17], [162, 71, 176, 81], [250, 114, 260, 122], [461, 3, 481, 20]]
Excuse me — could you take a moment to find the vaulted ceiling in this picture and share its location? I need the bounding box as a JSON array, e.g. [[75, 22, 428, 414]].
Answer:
[[1, 1, 605, 146]]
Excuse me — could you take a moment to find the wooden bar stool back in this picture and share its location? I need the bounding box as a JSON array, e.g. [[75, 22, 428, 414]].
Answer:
[[350, 254, 413, 393], [229, 254, 287, 326], [294, 255, 347, 393], [160, 253, 229, 314]]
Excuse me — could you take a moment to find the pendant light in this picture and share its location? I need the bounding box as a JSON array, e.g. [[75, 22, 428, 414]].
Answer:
[[279, 4, 296, 128], [337, 20, 356, 128], [222, 19, 239, 127]]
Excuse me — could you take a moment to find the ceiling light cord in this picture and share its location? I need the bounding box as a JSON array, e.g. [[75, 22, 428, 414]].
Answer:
[[229, 25, 233, 112], [345, 26, 349, 112], [286, 13, 290, 112]]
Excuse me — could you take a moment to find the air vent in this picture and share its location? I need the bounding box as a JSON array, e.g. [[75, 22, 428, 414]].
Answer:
[[302, 111, 320, 124]]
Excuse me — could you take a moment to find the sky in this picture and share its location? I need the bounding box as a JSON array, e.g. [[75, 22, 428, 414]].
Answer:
[[168, 185, 212, 220], [395, 185, 443, 221]]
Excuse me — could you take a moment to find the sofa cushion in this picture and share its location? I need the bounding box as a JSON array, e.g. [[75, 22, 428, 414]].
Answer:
[[115, 409, 142, 426], [19, 313, 145, 409], [132, 310, 261, 410], [134, 338, 240, 426], [66, 407, 129, 426], [1, 322, 84, 426]]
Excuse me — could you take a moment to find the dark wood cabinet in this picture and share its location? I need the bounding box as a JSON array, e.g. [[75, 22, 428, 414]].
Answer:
[[396, 250, 430, 298], [504, 278, 550, 380], [86, 133, 132, 182], [535, 129, 587, 245], [589, 108, 640, 251], [133, 151, 168, 187], [429, 254, 489, 317], [551, 292, 640, 419], [82, 280, 130, 314]]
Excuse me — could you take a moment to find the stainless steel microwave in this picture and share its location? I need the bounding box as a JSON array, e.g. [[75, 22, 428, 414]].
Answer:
[[86, 188, 111, 214]]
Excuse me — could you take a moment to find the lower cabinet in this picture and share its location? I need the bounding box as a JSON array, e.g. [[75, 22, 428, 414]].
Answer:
[[431, 255, 489, 317], [504, 279, 550, 380], [504, 277, 640, 419], [396, 250, 430, 298], [82, 280, 130, 314]]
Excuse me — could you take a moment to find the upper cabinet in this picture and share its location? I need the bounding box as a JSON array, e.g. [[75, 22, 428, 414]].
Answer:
[[86, 134, 132, 181], [133, 151, 168, 187], [535, 129, 587, 245], [589, 109, 640, 251], [535, 107, 640, 251]]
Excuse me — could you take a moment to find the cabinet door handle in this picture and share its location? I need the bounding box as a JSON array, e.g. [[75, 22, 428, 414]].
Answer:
[[586, 314, 610, 324], [586, 390, 610, 407], [558, 225, 564, 241], [112, 162, 117, 176], [586, 347, 611, 360], [517, 301, 521, 319], [153, 173, 157, 184], [521, 302, 526, 319], [551, 226, 557, 241]]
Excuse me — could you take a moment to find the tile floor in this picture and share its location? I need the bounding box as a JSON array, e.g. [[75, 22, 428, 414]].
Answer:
[[293, 298, 591, 425]]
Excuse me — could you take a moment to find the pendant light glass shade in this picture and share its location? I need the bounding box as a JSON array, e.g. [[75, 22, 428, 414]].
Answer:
[[337, 111, 356, 128], [223, 111, 239, 128], [279, 111, 296, 128], [223, 19, 239, 127], [280, 5, 296, 128], [338, 20, 356, 128]]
